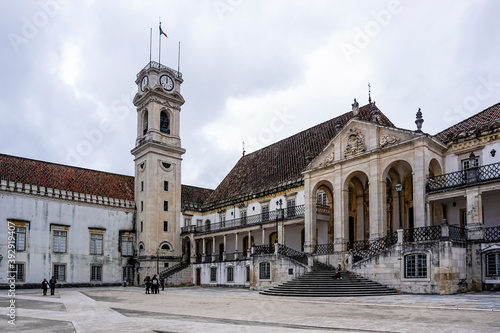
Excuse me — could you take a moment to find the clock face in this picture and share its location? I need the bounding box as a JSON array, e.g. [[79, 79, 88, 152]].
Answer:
[[140, 75, 148, 92], [159, 75, 174, 91]]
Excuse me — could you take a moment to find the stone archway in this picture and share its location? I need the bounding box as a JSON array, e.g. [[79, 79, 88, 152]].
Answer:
[[344, 171, 370, 248], [383, 160, 414, 231], [182, 237, 191, 263]]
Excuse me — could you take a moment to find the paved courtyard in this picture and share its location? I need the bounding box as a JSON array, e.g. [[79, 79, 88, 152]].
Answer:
[[1, 286, 500, 332]]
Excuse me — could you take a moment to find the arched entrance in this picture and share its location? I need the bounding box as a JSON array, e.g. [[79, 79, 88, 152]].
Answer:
[[344, 171, 370, 248], [242, 235, 254, 257], [313, 182, 334, 245], [384, 160, 414, 232]]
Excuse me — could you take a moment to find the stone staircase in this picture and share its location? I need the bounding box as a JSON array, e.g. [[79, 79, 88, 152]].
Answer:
[[260, 263, 397, 297]]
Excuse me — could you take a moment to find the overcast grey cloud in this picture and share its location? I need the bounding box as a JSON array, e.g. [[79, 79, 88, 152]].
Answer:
[[1, 0, 500, 190]]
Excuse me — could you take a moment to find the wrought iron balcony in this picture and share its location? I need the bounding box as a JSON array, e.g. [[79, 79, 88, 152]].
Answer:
[[183, 205, 305, 235], [427, 162, 500, 192]]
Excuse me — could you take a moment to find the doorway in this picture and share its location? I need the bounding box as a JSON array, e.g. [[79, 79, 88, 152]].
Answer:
[[349, 216, 355, 249], [196, 268, 201, 286]]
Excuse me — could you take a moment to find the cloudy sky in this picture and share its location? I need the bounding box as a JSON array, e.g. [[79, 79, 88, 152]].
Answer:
[[1, 0, 499, 190]]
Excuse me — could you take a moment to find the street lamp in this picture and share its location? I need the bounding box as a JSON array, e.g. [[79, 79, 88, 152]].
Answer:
[[275, 199, 283, 244], [395, 183, 402, 230], [156, 247, 160, 275]]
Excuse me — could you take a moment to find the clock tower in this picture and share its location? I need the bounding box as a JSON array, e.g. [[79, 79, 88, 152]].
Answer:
[[131, 61, 185, 279]]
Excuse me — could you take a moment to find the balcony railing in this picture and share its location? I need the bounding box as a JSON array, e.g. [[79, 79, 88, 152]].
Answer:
[[137, 61, 183, 78], [403, 225, 441, 242], [484, 226, 500, 242], [427, 162, 500, 192], [183, 205, 305, 235]]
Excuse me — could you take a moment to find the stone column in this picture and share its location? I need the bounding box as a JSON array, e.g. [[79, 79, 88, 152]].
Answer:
[[303, 175, 316, 253], [413, 144, 428, 227], [368, 154, 382, 240], [202, 238, 206, 263], [223, 234, 227, 261], [261, 227, 265, 245], [247, 230, 252, 258], [235, 232, 239, 259], [212, 236, 216, 262]]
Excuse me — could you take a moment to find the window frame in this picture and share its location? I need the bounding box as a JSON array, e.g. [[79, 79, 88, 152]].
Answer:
[[53, 263, 66, 282], [163, 221, 168, 232], [14, 263, 25, 281], [15, 226, 26, 251], [90, 265, 103, 282], [121, 236, 134, 256], [259, 262, 271, 280], [486, 252, 500, 277], [90, 233, 104, 255], [210, 266, 217, 282], [164, 201, 168, 211], [164, 180, 169, 191], [53, 229, 68, 254], [403, 253, 429, 280], [227, 266, 234, 283]]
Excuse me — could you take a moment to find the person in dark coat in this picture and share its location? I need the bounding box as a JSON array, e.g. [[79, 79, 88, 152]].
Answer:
[[42, 278, 49, 296], [151, 275, 159, 294], [144, 276, 151, 294], [159, 276, 165, 291], [333, 264, 342, 279], [49, 276, 57, 295]]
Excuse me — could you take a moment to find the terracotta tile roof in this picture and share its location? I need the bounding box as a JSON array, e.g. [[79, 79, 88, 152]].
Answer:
[[181, 184, 214, 211], [434, 102, 500, 143], [0, 153, 134, 201], [204, 104, 394, 207]]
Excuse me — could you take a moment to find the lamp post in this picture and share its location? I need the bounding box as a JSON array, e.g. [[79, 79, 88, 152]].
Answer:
[[275, 199, 282, 244], [156, 247, 160, 275], [395, 184, 402, 230]]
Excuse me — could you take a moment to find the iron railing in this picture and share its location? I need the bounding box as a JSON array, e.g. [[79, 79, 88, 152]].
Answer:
[[484, 226, 500, 242], [278, 244, 309, 265], [403, 225, 441, 242], [449, 225, 467, 242], [350, 232, 398, 263], [159, 261, 189, 278], [313, 243, 335, 255], [427, 162, 500, 192], [316, 204, 330, 215], [254, 244, 275, 255], [184, 205, 305, 235]]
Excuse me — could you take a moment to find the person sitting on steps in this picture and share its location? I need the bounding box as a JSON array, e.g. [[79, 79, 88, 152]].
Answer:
[[333, 264, 342, 279]]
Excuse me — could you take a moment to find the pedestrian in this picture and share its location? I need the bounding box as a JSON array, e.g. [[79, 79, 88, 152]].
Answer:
[[123, 277, 127, 287], [333, 264, 342, 279], [49, 276, 57, 295], [160, 275, 165, 291], [42, 278, 49, 296], [151, 274, 159, 294], [144, 276, 151, 294]]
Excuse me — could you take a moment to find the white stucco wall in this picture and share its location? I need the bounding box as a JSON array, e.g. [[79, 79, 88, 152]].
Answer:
[[0, 192, 134, 286]]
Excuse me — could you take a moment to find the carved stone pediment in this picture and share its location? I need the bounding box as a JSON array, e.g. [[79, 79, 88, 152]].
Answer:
[[319, 152, 334, 167], [344, 128, 366, 157], [380, 135, 400, 148]]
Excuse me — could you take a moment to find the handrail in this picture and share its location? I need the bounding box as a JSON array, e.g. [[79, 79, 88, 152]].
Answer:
[[427, 162, 500, 192]]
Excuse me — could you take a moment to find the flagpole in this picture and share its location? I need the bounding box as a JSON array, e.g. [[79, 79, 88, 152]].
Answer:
[[149, 28, 152, 67], [158, 19, 161, 68], [177, 41, 181, 77]]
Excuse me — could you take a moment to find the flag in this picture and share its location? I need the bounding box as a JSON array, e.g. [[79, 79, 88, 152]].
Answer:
[[159, 25, 168, 38]]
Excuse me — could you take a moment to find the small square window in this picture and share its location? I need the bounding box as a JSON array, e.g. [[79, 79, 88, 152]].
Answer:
[[404, 253, 427, 278], [164, 201, 168, 211], [164, 263, 169, 268], [288, 268, 294, 275], [164, 181, 168, 191], [163, 221, 168, 232], [259, 262, 270, 279]]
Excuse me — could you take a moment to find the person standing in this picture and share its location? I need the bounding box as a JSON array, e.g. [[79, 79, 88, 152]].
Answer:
[[151, 275, 159, 294], [159, 275, 165, 291], [145, 276, 151, 294], [49, 276, 57, 295], [41, 278, 49, 296]]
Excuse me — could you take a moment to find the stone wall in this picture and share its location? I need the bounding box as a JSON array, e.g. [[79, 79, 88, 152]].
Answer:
[[251, 254, 308, 291], [165, 265, 193, 287]]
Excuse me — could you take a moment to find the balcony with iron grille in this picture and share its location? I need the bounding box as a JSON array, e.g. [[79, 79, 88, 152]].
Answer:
[[181, 205, 305, 235], [427, 161, 500, 193]]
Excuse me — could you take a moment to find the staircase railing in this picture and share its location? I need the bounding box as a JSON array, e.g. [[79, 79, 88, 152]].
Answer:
[[350, 231, 398, 263], [159, 261, 189, 278], [278, 244, 309, 265]]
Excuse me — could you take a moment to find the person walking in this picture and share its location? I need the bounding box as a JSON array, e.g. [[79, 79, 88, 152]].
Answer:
[[159, 275, 165, 291], [41, 278, 49, 296], [151, 275, 159, 294], [49, 276, 57, 295]]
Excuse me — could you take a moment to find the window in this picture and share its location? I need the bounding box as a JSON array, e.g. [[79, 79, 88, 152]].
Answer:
[[142, 111, 148, 135], [287, 199, 296, 217], [164, 201, 168, 211], [404, 254, 427, 278], [184, 218, 191, 227], [90, 233, 103, 255], [197, 219, 202, 227], [141, 201, 143, 212], [219, 213, 225, 226], [160, 111, 170, 134], [121, 236, 133, 256], [486, 252, 500, 276], [462, 157, 479, 170], [91, 265, 102, 281], [123, 266, 133, 282], [241, 210, 247, 224], [246, 266, 250, 282], [262, 205, 269, 222], [53, 230, 67, 253], [317, 191, 327, 205], [54, 264, 66, 281], [15, 227, 26, 251], [161, 243, 170, 250], [140, 221, 143, 232], [164, 263, 169, 268], [164, 181, 168, 191], [14, 263, 24, 281], [163, 221, 168, 232], [210, 267, 217, 282], [259, 262, 271, 279], [141, 181, 144, 192], [227, 267, 234, 282]]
